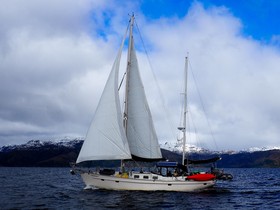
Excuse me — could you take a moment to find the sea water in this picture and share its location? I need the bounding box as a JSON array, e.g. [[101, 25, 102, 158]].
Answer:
[[0, 167, 279, 209]]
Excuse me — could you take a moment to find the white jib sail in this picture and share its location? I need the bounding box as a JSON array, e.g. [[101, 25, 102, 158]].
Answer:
[[126, 37, 162, 159], [76, 32, 131, 164]]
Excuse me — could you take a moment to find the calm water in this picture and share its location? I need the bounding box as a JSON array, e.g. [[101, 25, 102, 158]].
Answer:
[[0, 167, 279, 209]]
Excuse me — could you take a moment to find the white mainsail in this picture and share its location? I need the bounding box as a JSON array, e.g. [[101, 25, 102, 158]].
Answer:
[[76, 29, 131, 163], [126, 37, 162, 159]]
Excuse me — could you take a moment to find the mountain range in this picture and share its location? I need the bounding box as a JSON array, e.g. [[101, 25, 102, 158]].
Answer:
[[0, 139, 279, 168]]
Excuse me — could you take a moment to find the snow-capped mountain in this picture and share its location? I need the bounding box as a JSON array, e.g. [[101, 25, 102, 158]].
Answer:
[[0, 138, 84, 152], [1, 138, 279, 154], [160, 141, 211, 154], [243, 146, 280, 153], [160, 141, 280, 154], [1, 138, 279, 168]]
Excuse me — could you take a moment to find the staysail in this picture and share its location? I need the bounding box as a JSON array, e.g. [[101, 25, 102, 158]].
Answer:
[[126, 26, 162, 160], [76, 28, 131, 163]]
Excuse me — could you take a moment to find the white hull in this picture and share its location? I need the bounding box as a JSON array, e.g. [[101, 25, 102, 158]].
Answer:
[[80, 172, 215, 192]]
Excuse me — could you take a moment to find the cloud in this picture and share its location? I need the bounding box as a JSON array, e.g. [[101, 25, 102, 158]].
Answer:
[[0, 0, 116, 145], [0, 1, 279, 151], [134, 2, 280, 150]]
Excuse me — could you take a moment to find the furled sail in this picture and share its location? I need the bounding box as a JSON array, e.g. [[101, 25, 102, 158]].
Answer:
[[126, 36, 162, 160], [76, 30, 131, 163]]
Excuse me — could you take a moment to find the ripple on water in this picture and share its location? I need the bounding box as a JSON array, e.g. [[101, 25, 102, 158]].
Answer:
[[0, 168, 280, 209]]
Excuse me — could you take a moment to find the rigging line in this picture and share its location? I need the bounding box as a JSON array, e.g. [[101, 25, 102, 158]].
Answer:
[[179, 93, 184, 127], [118, 72, 126, 91], [118, 20, 132, 123], [119, 72, 127, 114], [185, 106, 192, 159], [188, 106, 203, 152], [134, 19, 177, 141], [117, 19, 131, 92], [188, 60, 219, 151]]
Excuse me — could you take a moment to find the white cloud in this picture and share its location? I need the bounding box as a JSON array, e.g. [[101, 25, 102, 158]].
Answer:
[[135, 2, 280, 150], [0, 1, 279, 151]]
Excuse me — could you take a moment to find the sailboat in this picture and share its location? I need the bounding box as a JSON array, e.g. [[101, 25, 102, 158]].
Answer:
[[72, 15, 217, 191]]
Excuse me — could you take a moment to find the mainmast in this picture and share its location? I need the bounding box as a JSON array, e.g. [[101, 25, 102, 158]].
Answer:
[[123, 14, 135, 134]]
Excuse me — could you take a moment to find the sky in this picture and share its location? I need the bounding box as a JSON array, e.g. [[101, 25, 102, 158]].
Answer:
[[0, 0, 280, 151]]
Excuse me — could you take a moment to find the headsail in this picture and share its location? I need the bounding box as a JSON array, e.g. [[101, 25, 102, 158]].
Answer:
[[76, 28, 131, 164], [125, 18, 162, 160]]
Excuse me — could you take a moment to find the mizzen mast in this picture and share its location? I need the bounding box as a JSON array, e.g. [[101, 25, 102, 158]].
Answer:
[[178, 56, 188, 165]]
